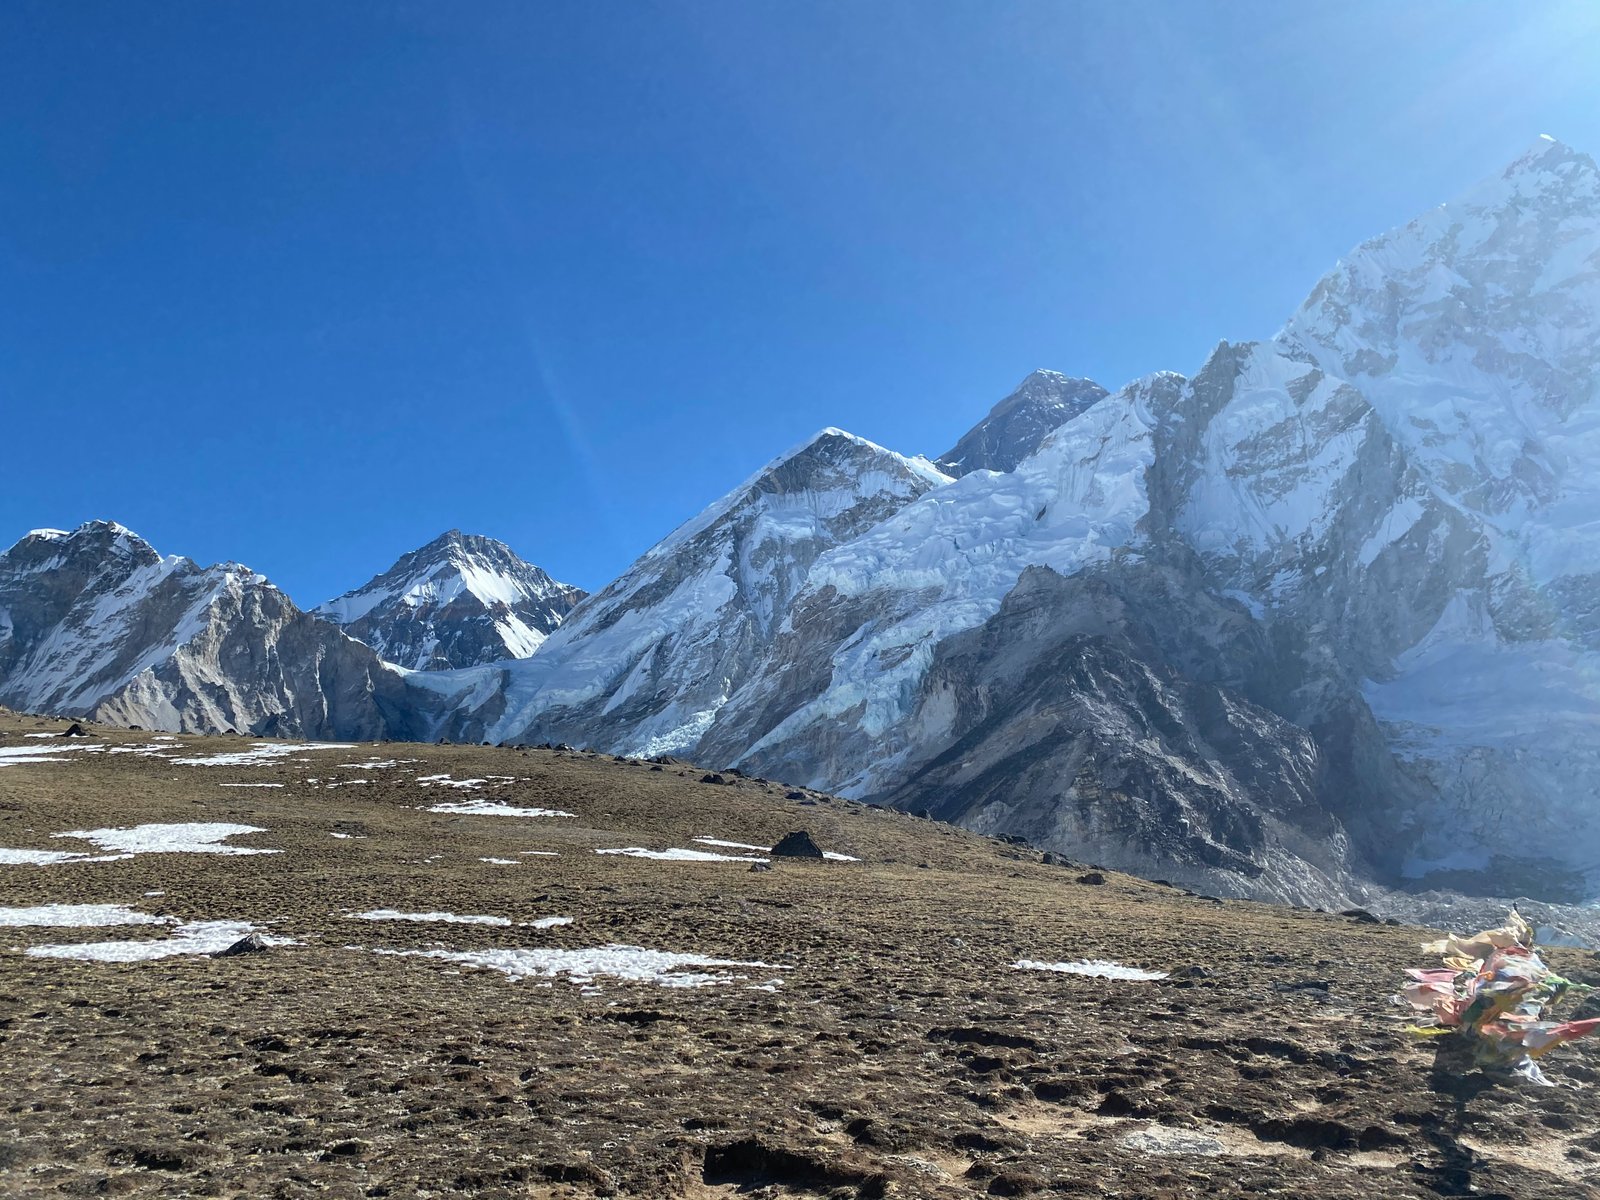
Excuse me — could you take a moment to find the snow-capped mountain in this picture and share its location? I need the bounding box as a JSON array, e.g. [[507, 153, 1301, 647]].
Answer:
[[316, 530, 585, 670], [0, 522, 429, 738], [936, 370, 1110, 476], [454, 137, 1600, 906], [423, 429, 952, 756], [8, 138, 1599, 912]]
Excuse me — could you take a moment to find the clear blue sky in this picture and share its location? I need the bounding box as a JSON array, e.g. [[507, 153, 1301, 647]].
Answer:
[[4, 2, 1599, 601]]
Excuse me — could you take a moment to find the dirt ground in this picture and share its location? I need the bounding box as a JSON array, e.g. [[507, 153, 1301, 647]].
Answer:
[[1, 712, 1596, 1199]]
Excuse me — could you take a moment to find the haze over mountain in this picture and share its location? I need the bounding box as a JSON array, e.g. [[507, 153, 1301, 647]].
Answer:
[[5, 138, 1598, 915]]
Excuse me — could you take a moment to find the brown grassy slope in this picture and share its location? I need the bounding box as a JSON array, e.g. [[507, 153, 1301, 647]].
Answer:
[[0, 712, 1597, 1199]]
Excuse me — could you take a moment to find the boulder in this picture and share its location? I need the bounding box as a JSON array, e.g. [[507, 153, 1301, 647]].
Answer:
[[770, 831, 824, 859], [212, 932, 270, 957]]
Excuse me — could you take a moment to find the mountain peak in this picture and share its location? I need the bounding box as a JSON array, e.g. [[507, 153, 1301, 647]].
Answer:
[[316, 533, 585, 670], [937, 371, 1110, 476], [6, 520, 161, 565]]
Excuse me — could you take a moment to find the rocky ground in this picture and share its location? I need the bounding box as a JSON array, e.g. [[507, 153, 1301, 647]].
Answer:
[[0, 713, 1597, 1199]]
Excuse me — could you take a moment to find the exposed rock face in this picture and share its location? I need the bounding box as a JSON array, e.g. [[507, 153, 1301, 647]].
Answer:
[[936, 370, 1110, 476], [865, 566, 1358, 905], [0, 522, 431, 738], [317, 530, 584, 670]]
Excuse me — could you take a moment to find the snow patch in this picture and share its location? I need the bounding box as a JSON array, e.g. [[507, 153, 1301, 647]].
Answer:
[[349, 910, 512, 926], [1013, 958, 1168, 981], [596, 846, 768, 863], [173, 742, 354, 767], [362, 942, 787, 990], [52, 822, 278, 858], [24, 921, 295, 962], [426, 800, 574, 818], [0, 904, 174, 928]]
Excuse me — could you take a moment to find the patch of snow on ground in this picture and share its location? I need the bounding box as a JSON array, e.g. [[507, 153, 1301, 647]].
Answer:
[[597, 846, 768, 863], [526, 916, 573, 928], [0, 904, 174, 928], [479, 857, 519, 865], [425, 800, 574, 817], [0, 847, 120, 866], [0, 743, 102, 767], [417, 774, 487, 789], [1013, 958, 1168, 981], [350, 910, 512, 926], [363, 942, 787, 989], [519, 850, 559, 856], [218, 782, 283, 788], [692, 836, 859, 862], [24, 921, 295, 962], [53, 822, 278, 857], [172, 742, 354, 767]]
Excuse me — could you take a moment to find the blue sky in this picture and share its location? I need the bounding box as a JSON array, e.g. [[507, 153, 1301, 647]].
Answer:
[[4, 1, 1599, 601]]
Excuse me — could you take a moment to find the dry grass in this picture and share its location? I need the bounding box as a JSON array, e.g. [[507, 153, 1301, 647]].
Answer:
[[1, 713, 1597, 1198]]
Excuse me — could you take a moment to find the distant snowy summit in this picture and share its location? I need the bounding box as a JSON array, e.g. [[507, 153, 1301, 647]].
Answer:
[[316, 530, 586, 670], [936, 370, 1109, 476]]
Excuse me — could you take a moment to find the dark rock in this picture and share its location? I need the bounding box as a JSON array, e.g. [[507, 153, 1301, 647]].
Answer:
[[1339, 908, 1382, 924], [748, 861, 772, 873], [60, 722, 89, 737], [770, 831, 824, 859], [785, 790, 807, 801], [700, 772, 727, 785], [1076, 872, 1106, 885], [211, 933, 270, 958]]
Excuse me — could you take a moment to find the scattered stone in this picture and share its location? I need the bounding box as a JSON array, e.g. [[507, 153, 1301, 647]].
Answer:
[[784, 790, 806, 801], [1339, 908, 1382, 924], [1076, 871, 1106, 885], [748, 861, 772, 873], [770, 831, 824, 859], [60, 722, 89, 738], [700, 773, 728, 785], [211, 933, 270, 958]]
